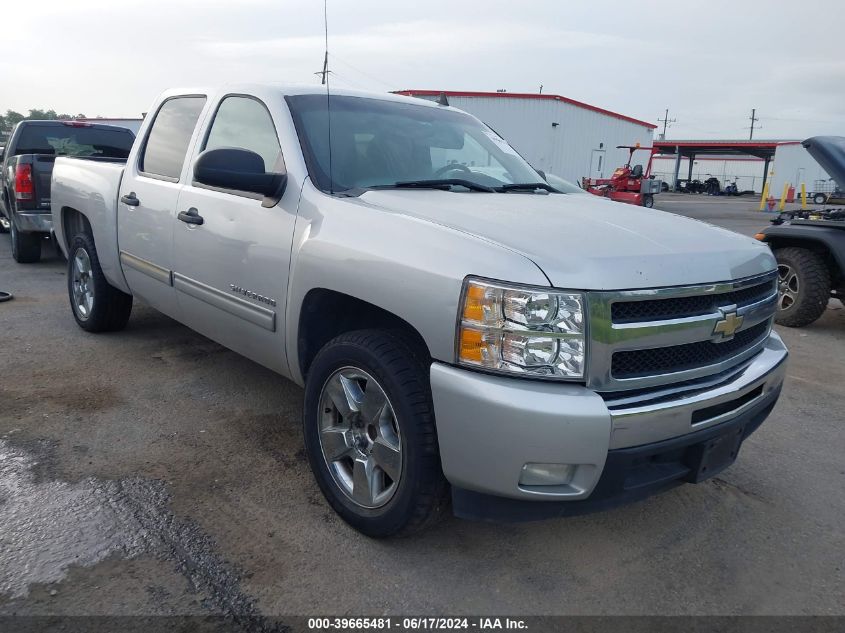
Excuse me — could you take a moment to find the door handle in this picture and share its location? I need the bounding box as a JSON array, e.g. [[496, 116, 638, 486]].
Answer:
[[120, 192, 140, 207], [177, 208, 204, 226]]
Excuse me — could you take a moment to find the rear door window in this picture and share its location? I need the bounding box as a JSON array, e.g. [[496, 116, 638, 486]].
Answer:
[[140, 96, 206, 180]]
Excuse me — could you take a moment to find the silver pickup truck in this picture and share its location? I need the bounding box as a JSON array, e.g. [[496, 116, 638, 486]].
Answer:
[[51, 85, 788, 537]]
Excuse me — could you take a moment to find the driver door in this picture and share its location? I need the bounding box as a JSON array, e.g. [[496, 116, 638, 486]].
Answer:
[[172, 95, 297, 374]]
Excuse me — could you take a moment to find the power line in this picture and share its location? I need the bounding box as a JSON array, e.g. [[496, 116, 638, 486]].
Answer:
[[329, 55, 397, 91]]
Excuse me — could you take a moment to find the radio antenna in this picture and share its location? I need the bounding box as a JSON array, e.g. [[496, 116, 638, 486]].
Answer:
[[322, 0, 334, 194]]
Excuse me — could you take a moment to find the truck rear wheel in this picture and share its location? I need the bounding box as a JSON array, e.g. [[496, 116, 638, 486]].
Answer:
[[774, 247, 831, 327], [67, 231, 133, 332], [10, 222, 42, 263], [302, 329, 447, 537], [813, 193, 827, 205]]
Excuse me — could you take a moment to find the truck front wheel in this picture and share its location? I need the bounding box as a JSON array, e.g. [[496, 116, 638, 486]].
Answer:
[[10, 222, 42, 263], [774, 247, 831, 327], [67, 231, 133, 332], [303, 330, 447, 537]]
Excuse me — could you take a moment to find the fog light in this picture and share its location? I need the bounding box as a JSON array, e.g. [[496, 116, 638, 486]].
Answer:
[[519, 463, 575, 486]]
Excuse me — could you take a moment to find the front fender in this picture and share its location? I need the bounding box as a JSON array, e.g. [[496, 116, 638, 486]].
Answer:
[[762, 225, 845, 276], [284, 183, 550, 385]]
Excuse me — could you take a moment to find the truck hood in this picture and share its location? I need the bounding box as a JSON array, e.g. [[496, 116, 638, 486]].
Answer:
[[802, 136, 845, 190], [357, 190, 775, 290]]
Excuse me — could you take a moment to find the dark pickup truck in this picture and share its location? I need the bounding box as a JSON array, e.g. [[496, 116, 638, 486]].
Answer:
[[0, 120, 134, 262]]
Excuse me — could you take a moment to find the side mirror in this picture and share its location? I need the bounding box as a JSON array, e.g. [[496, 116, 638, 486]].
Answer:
[[193, 147, 286, 205]]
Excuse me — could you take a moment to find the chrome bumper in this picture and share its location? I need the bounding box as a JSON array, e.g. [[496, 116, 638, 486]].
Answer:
[[430, 331, 787, 501], [605, 331, 788, 449], [16, 212, 53, 234]]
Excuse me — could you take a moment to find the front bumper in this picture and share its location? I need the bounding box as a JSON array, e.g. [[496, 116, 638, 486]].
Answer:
[[15, 212, 53, 234], [430, 331, 787, 518]]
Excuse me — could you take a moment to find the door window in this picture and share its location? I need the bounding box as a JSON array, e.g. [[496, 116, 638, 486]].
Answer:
[[204, 96, 282, 172], [140, 96, 206, 180]]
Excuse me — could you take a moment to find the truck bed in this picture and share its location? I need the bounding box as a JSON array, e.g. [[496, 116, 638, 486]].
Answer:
[[52, 156, 128, 292]]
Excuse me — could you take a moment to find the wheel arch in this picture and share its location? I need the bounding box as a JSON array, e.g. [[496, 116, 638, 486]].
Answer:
[[763, 230, 845, 286], [60, 206, 93, 252], [296, 288, 432, 384], [58, 205, 131, 294]]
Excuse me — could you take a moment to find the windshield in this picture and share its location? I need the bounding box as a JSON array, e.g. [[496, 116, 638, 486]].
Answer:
[[14, 123, 135, 158], [544, 173, 585, 194], [286, 94, 544, 193]]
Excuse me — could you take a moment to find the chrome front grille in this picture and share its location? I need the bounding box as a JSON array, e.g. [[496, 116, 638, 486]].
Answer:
[[586, 271, 778, 392], [611, 320, 770, 378], [610, 277, 776, 323]]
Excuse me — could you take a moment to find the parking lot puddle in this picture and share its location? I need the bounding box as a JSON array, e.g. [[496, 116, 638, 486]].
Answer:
[[0, 438, 149, 598], [0, 438, 276, 629]]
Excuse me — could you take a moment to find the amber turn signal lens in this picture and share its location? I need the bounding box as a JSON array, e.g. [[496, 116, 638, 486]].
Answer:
[[754, 233, 766, 241], [458, 327, 485, 363], [462, 284, 487, 322]]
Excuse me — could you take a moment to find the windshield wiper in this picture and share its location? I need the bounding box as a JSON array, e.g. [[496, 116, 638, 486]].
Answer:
[[495, 182, 557, 193], [386, 179, 495, 192]]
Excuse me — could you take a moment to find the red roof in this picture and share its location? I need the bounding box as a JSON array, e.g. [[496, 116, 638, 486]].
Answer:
[[395, 90, 657, 130]]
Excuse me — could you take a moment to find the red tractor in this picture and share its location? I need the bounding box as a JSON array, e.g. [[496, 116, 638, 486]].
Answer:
[[582, 145, 662, 208]]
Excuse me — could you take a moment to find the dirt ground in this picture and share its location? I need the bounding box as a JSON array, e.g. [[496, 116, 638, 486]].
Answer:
[[0, 197, 843, 626]]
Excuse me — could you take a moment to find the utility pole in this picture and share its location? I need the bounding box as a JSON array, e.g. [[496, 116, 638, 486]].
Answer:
[[318, 51, 329, 85], [749, 108, 760, 140], [657, 108, 676, 138]]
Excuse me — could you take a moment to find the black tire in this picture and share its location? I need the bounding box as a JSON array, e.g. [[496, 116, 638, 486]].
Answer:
[[303, 329, 447, 538], [813, 193, 827, 205], [67, 231, 133, 332], [642, 194, 654, 208], [774, 247, 831, 327], [10, 222, 42, 263]]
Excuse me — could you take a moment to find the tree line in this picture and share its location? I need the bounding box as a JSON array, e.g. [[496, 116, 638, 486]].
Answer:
[[1, 109, 88, 137]]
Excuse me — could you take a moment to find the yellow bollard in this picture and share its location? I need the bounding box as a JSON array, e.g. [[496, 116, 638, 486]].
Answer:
[[778, 182, 790, 211], [759, 181, 771, 211], [800, 183, 808, 210]]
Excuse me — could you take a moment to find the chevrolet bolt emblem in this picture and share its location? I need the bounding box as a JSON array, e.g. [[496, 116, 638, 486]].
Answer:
[[713, 311, 744, 339]]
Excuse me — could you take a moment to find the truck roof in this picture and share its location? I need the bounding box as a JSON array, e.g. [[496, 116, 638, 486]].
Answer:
[[14, 119, 136, 131], [157, 83, 454, 110]]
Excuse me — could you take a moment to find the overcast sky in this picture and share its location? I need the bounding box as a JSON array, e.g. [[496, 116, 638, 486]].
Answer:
[[1, 0, 843, 140]]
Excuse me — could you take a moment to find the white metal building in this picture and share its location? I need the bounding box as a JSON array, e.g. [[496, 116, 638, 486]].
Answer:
[[769, 142, 833, 196], [396, 90, 656, 184]]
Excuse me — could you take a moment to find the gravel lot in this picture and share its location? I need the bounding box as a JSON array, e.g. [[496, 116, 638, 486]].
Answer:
[[1, 195, 843, 623]]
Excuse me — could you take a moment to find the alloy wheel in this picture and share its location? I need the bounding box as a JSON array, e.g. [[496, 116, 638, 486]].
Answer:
[[71, 247, 95, 320], [777, 263, 799, 311], [318, 367, 403, 509]]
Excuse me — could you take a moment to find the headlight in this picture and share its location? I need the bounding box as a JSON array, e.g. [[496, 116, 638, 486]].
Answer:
[[456, 278, 586, 379]]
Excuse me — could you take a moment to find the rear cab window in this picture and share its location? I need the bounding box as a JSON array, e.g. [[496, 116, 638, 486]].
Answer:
[[139, 96, 207, 181], [13, 123, 135, 158]]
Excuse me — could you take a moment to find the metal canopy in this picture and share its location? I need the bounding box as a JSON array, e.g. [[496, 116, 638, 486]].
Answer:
[[653, 140, 793, 160], [653, 139, 800, 190]]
